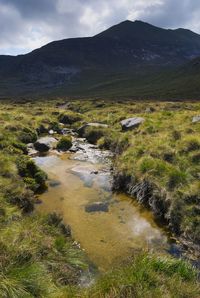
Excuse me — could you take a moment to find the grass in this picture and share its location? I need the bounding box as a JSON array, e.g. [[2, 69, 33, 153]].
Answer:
[[0, 101, 88, 297], [63, 99, 200, 246], [83, 253, 200, 298], [0, 99, 199, 297]]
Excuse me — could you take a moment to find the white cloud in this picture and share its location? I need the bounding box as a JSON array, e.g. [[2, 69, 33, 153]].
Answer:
[[0, 0, 200, 55]]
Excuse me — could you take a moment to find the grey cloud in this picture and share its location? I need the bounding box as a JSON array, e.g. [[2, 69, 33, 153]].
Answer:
[[1, 0, 56, 19], [0, 0, 200, 55]]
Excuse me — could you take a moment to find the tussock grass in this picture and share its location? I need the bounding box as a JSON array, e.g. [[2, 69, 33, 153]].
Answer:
[[0, 99, 199, 297], [83, 253, 200, 298]]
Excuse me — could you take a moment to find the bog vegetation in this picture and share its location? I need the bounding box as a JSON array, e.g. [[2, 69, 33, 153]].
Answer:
[[0, 99, 199, 297]]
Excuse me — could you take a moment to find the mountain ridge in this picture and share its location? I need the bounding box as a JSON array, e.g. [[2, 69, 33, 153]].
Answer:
[[0, 20, 200, 98]]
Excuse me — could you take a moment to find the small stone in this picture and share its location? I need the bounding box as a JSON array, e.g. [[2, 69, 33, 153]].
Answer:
[[91, 171, 98, 175]]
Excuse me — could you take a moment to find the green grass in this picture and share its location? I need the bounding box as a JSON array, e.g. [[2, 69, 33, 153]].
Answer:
[[83, 253, 200, 298], [0, 99, 199, 297]]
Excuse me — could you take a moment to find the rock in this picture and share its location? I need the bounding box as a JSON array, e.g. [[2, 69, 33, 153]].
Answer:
[[145, 107, 155, 113], [91, 171, 98, 175], [192, 116, 200, 123], [85, 202, 109, 213], [120, 117, 144, 131], [34, 137, 57, 152], [28, 148, 38, 157], [49, 180, 61, 187], [27, 143, 38, 156], [49, 129, 55, 135], [69, 146, 79, 153], [61, 128, 76, 136], [77, 123, 108, 137]]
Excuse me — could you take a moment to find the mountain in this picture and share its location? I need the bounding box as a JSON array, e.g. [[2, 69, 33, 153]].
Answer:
[[1, 20, 200, 98]]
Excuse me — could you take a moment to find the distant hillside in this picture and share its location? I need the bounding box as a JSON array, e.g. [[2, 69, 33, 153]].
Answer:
[[1, 20, 200, 99]]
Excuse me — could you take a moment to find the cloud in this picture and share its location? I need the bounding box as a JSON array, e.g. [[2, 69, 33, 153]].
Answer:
[[0, 0, 200, 55]]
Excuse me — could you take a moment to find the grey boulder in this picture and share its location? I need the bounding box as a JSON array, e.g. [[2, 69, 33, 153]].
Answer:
[[192, 116, 200, 123], [121, 117, 144, 131], [34, 137, 57, 152]]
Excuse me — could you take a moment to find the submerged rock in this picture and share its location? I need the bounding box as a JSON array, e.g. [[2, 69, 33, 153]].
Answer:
[[121, 117, 144, 131], [85, 202, 109, 213], [49, 180, 61, 187], [34, 137, 57, 152]]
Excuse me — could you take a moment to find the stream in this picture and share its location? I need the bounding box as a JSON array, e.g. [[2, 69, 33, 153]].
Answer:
[[34, 137, 179, 272]]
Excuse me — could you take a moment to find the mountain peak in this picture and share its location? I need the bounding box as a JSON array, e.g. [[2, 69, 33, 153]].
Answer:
[[95, 19, 162, 39]]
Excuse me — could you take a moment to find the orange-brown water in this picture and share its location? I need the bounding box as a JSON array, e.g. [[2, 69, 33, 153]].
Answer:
[[35, 145, 171, 272]]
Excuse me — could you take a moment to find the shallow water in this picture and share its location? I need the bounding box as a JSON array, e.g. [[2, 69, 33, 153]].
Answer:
[[34, 139, 174, 272]]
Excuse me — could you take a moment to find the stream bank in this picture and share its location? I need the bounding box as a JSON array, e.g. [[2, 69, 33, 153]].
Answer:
[[112, 169, 200, 263], [32, 135, 182, 272]]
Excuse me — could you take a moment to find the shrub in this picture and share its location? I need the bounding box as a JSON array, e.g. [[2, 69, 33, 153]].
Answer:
[[57, 136, 72, 151], [34, 171, 47, 190], [16, 156, 37, 177], [23, 177, 38, 192], [12, 141, 28, 154], [83, 127, 106, 144], [58, 112, 81, 125], [18, 127, 37, 144], [16, 156, 47, 192]]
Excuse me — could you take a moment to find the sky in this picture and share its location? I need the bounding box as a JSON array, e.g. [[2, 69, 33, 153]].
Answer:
[[1, 0, 200, 56]]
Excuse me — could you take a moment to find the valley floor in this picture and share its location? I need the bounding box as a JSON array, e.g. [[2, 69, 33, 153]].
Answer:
[[0, 98, 199, 297]]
